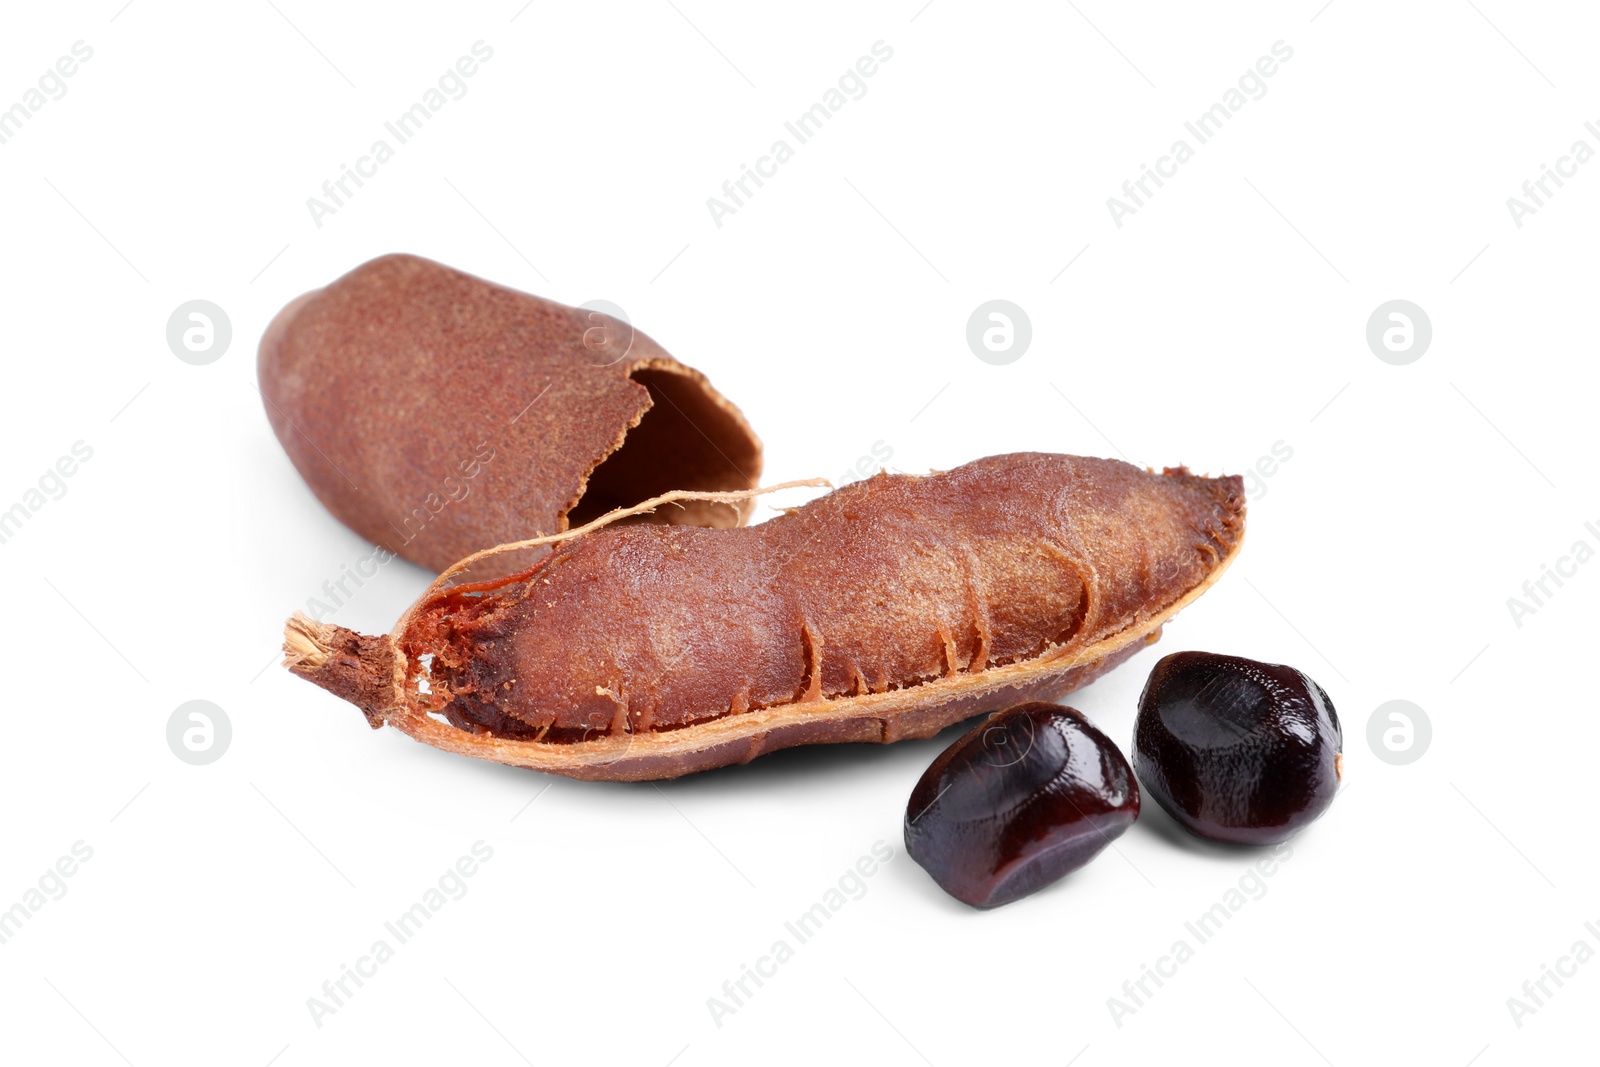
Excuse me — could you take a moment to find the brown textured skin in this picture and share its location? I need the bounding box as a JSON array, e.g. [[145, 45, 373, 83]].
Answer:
[[285, 453, 1246, 781], [258, 254, 763, 575]]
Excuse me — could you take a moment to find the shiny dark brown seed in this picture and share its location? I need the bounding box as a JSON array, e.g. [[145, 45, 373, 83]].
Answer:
[[904, 703, 1140, 908], [1133, 651, 1342, 845]]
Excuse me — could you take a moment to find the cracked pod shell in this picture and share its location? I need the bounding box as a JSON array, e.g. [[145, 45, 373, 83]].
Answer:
[[283, 453, 1246, 781], [258, 253, 763, 576]]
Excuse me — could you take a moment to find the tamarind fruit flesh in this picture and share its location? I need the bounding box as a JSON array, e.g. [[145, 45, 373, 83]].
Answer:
[[282, 452, 1245, 781], [258, 253, 763, 577]]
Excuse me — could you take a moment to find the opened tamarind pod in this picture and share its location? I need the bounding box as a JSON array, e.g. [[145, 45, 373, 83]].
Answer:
[[258, 253, 762, 577], [283, 452, 1245, 781]]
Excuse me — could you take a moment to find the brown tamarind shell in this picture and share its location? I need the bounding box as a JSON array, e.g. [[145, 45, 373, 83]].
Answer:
[[284, 453, 1244, 781], [258, 253, 763, 576]]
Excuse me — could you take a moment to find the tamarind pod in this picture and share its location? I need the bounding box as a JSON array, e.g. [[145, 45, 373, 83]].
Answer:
[[258, 253, 763, 577], [284, 453, 1245, 781]]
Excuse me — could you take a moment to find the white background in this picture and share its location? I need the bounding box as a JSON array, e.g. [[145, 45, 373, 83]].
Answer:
[[1, 2, 1595, 1064]]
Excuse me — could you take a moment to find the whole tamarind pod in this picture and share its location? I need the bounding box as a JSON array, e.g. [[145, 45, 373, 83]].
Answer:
[[258, 253, 763, 576], [283, 453, 1245, 781]]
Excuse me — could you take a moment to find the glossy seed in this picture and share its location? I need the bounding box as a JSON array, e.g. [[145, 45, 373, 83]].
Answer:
[[1133, 651, 1342, 845], [904, 702, 1140, 908]]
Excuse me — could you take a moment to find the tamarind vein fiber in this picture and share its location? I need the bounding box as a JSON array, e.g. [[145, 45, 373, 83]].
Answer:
[[283, 453, 1245, 781]]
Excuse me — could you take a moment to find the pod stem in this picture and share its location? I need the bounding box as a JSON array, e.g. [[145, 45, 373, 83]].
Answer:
[[283, 613, 401, 728]]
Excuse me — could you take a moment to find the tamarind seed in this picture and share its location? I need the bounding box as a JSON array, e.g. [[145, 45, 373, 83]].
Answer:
[[1132, 651, 1342, 845], [283, 452, 1246, 781], [904, 703, 1140, 908]]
